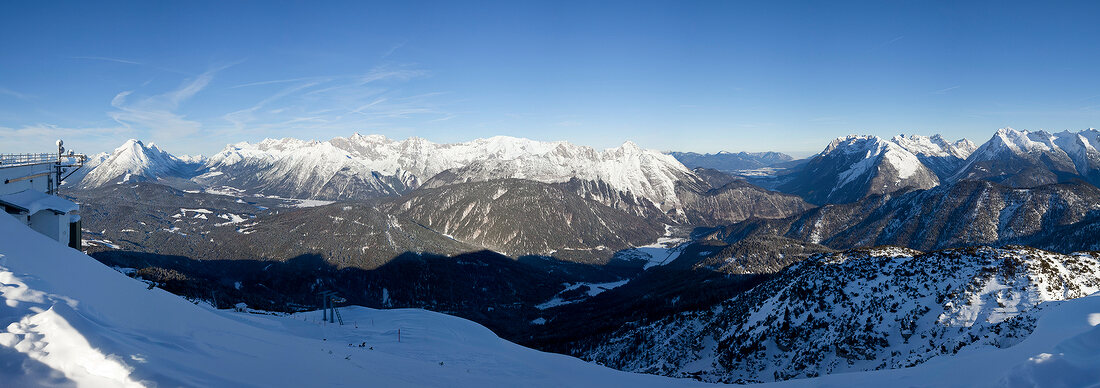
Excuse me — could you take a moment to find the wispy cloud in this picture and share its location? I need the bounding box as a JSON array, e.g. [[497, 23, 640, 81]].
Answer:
[[6, 61, 448, 154], [0, 86, 32, 100], [871, 35, 904, 51], [359, 66, 429, 84], [70, 55, 197, 75], [228, 77, 324, 89], [109, 66, 231, 139], [223, 80, 328, 130], [428, 113, 457, 123], [71, 56, 144, 65], [933, 85, 960, 94], [382, 40, 408, 58], [217, 65, 447, 138]]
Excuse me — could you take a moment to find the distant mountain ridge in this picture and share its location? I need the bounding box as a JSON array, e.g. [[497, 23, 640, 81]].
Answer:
[[953, 127, 1100, 187], [711, 180, 1100, 254], [79, 134, 702, 213], [668, 151, 793, 172], [70, 128, 1100, 213]]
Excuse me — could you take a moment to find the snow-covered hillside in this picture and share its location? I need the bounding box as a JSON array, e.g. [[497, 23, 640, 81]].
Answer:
[[200, 134, 698, 210], [768, 291, 1100, 387], [579, 246, 1100, 384], [78, 139, 198, 188], [0, 213, 719, 387]]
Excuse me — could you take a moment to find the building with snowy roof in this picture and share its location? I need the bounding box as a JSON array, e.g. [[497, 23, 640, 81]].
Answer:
[[0, 141, 87, 249]]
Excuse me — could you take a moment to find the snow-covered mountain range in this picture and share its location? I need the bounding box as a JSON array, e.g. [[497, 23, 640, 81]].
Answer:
[[766, 128, 1100, 204], [197, 134, 699, 211], [953, 127, 1100, 187], [73, 135, 701, 213], [71, 128, 1100, 213]]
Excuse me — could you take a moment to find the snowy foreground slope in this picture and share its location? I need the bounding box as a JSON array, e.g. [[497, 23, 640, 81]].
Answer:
[[0, 214, 713, 387], [755, 294, 1100, 388], [582, 247, 1100, 386], [3, 212, 1100, 387]]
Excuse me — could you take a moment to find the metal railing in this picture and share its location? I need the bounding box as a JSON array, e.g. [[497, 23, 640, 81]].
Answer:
[[0, 153, 56, 168]]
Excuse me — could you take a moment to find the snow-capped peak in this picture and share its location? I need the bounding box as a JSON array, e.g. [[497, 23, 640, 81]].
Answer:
[[823, 134, 880, 154], [824, 135, 927, 184], [780, 134, 941, 204], [349, 133, 391, 144], [991, 127, 1056, 154], [891, 134, 976, 160], [615, 140, 642, 152], [79, 139, 193, 188]]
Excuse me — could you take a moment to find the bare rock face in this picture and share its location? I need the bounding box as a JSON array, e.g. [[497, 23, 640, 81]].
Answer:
[[385, 178, 667, 264], [675, 180, 814, 227]]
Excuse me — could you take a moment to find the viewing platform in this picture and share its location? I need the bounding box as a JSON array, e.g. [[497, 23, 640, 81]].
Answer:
[[0, 153, 57, 168]]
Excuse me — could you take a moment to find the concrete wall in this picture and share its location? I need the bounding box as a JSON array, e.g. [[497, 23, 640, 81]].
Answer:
[[28, 210, 68, 243], [0, 164, 53, 196]]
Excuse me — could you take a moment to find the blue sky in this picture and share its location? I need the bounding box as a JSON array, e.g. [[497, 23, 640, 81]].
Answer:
[[2, 1, 1099, 157]]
